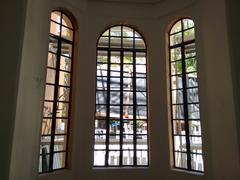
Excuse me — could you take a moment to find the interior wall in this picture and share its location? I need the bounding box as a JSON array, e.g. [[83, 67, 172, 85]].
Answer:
[[8, 0, 240, 180], [0, 0, 27, 180], [225, 0, 240, 162]]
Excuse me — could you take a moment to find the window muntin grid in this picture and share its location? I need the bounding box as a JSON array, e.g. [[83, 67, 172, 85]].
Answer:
[[94, 25, 149, 167], [39, 11, 74, 173], [169, 18, 204, 172]]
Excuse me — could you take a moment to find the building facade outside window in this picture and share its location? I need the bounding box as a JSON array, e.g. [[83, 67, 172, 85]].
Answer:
[[38, 10, 75, 173], [94, 25, 149, 167], [168, 18, 204, 172]]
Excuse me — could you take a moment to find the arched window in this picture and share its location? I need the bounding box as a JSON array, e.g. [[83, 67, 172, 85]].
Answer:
[[38, 11, 75, 173], [94, 25, 149, 167], [168, 18, 204, 172]]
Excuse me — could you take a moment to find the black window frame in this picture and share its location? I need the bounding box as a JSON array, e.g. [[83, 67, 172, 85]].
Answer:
[[94, 25, 149, 167], [38, 10, 75, 174], [168, 18, 204, 173]]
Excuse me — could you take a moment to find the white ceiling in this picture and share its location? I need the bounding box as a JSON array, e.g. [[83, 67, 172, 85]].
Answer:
[[89, 0, 165, 4]]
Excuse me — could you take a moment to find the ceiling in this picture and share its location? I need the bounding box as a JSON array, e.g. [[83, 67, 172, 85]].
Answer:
[[89, 0, 165, 4]]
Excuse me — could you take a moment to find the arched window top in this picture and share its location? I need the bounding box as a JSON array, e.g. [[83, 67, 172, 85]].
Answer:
[[50, 11, 74, 42], [170, 18, 194, 35], [98, 25, 146, 50], [169, 18, 195, 47]]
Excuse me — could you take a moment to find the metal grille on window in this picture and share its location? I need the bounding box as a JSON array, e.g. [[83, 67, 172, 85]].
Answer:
[[94, 25, 149, 167], [38, 11, 74, 173], [169, 18, 204, 172]]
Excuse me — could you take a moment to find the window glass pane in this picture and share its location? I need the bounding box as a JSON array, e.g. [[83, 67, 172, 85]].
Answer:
[[61, 42, 72, 57], [190, 137, 203, 153], [171, 75, 183, 89], [109, 121, 120, 134], [58, 86, 70, 101], [44, 85, 55, 101], [189, 121, 201, 136], [174, 152, 187, 169], [110, 91, 120, 105], [49, 36, 58, 53], [187, 88, 199, 103], [59, 71, 71, 86], [123, 52, 133, 63], [94, 151, 106, 166], [123, 91, 133, 105], [108, 151, 120, 166], [136, 78, 146, 91], [110, 37, 121, 48], [97, 77, 108, 90], [136, 92, 147, 105], [136, 120, 148, 134], [122, 150, 134, 165], [123, 38, 133, 48], [123, 26, 134, 37], [61, 26, 73, 41], [186, 73, 198, 88], [123, 120, 133, 134], [135, 38, 145, 49], [109, 135, 120, 149], [170, 47, 182, 61], [110, 26, 121, 36], [47, 53, 57, 68], [95, 120, 107, 134], [171, 61, 182, 75], [46, 68, 56, 84], [41, 119, 52, 135], [110, 64, 120, 76], [110, 106, 120, 118], [50, 21, 60, 36], [185, 43, 196, 58], [39, 154, 50, 173], [184, 28, 195, 42], [188, 104, 200, 119], [174, 135, 187, 151], [53, 152, 66, 169], [191, 154, 204, 171], [173, 120, 185, 135], [60, 56, 72, 72], [110, 51, 120, 62], [170, 20, 182, 34], [136, 52, 146, 64], [171, 89, 183, 104], [56, 102, 69, 118], [123, 64, 133, 76], [98, 37, 109, 48], [54, 135, 67, 151], [94, 135, 106, 149], [172, 105, 184, 119], [186, 57, 197, 73], [183, 19, 194, 30], [123, 77, 133, 90], [136, 106, 147, 119], [136, 151, 148, 165], [123, 135, 134, 149], [95, 106, 107, 118], [62, 14, 73, 29], [55, 119, 68, 134], [51, 11, 61, 23], [110, 78, 120, 90], [98, 51, 108, 63], [170, 32, 182, 46], [43, 102, 54, 117], [96, 91, 107, 104], [136, 135, 148, 149], [40, 136, 51, 154], [123, 106, 133, 119]]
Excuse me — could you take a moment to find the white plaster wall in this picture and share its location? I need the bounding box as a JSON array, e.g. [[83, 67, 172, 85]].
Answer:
[[9, 0, 240, 179]]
